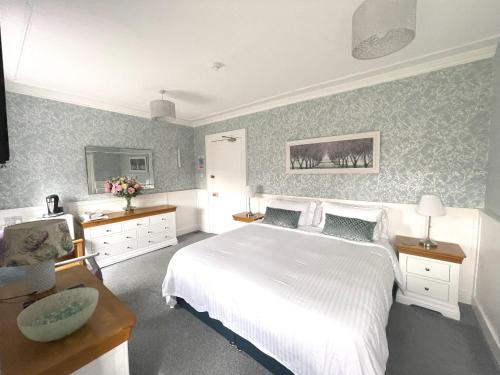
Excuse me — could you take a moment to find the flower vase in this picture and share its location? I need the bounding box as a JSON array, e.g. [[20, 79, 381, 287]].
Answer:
[[124, 196, 134, 212]]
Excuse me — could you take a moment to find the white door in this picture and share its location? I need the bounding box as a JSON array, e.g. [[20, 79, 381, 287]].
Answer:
[[205, 129, 246, 234]]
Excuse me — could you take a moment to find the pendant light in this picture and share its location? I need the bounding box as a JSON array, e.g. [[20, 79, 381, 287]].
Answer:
[[150, 89, 176, 120], [352, 0, 417, 60]]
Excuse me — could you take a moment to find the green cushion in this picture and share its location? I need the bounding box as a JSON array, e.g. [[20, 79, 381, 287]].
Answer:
[[322, 213, 376, 242], [262, 207, 301, 229]]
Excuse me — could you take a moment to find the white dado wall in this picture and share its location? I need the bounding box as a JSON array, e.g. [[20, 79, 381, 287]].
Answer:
[[197, 191, 480, 305], [0, 190, 201, 237], [474, 210, 500, 366]]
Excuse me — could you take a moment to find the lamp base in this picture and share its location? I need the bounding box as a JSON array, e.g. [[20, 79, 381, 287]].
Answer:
[[246, 212, 256, 218], [419, 238, 438, 249], [26, 260, 56, 294]]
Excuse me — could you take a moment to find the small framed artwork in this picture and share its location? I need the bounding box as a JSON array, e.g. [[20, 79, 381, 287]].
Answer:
[[286, 131, 380, 174], [129, 156, 148, 171]]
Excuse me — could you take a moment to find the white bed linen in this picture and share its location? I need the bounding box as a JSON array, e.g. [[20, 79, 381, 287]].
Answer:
[[162, 223, 403, 375]]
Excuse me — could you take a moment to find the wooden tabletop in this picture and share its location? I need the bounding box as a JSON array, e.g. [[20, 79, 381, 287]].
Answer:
[[394, 235, 466, 264], [232, 212, 264, 223], [77, 204, 176, 228], [0, 266, 136, 375]]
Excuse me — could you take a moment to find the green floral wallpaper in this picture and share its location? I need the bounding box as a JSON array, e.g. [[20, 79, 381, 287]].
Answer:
[[195, 59, 493, 208], [1, 93, 196, 210]]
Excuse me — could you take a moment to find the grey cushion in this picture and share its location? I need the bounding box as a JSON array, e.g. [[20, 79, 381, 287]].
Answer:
[[322, 213, 376, 242], [262, 207, 301, 229]]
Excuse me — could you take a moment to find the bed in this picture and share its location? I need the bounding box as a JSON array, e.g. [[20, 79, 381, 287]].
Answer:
[[162, 222, 402, 375]]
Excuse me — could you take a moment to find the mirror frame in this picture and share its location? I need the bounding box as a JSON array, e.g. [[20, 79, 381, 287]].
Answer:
[[85, 146, 155, 194]]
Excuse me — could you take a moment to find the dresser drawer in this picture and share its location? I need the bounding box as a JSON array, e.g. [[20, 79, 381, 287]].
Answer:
[[407, 257, 450, 282], [150, 213, 174, 225], [138, 232, 171, 248], [138, 222, 172, 238], [89, 223, 122, 238], [92, 230, 137, 250], [122, 217, 150, 230], [95, 239, 138, 261], [406, 275, 449, 302]]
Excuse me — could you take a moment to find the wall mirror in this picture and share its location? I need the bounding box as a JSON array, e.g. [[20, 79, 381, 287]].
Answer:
[[85, 146, 155, 194]]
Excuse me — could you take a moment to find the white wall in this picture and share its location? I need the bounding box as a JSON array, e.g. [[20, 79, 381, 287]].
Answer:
[[0, 190, 201, 237], [473, 210, 500, 366]]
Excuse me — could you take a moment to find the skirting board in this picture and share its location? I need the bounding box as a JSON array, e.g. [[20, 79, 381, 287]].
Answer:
[[472, 296, 500, 368]]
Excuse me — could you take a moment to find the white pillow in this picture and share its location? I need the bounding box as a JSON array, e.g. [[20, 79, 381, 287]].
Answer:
[[267, 199, 315, 226], [319, 202, 387, 240], [312, 202, 323, 227]]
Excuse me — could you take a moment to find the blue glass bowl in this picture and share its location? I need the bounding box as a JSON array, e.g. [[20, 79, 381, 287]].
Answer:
[[17, 287, 99, 342]]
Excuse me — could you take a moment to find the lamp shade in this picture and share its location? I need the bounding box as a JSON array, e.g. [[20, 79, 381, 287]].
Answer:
[[150, 99, 176, 120], [416, 195, 446, 217], [245, 185, 256, 198], [2, 219, 73, 267], [352, 0, 416, 59]]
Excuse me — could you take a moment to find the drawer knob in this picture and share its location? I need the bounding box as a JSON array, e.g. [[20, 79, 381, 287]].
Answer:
[[424, 287, 430, 291], [162, 218, 166, 221], [148, 240, 153, 243], [103, 241, 109, 245], [126, 236, 132, 239], [104, 252, 110, 256], [425, 267, 430, 271], [148, 231, 152, 234], [127, 246, 132, 249], [106, 229, 112, 232]]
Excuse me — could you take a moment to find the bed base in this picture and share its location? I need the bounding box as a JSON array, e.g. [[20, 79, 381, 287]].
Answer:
[[176, 298, 293, 375]]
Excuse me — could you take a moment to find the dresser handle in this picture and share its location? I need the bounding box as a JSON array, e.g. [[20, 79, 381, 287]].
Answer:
[[425, 267, 430, 271], [424, 287, 429, 291], [104, 252, 110, 256], [162, 218, 167, 221], [127, 246, 132, 249], [148, 231, 152, 234], [148, 240, 153, 243], [126, 236, 132, 239], [106, 229, 112, 232], [103, 241, 109, 245]]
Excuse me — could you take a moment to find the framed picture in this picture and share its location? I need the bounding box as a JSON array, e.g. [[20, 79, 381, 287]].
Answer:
[[129, 156, 148, 171], [286, 131, 380, 174]]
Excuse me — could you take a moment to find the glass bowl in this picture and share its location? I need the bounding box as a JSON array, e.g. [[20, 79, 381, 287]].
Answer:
[[17, 287, 99, 342]]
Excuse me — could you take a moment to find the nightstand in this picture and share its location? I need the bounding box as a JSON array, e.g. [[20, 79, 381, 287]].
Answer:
[[394, 235, 466, 320], [232, 212, 264, 223]]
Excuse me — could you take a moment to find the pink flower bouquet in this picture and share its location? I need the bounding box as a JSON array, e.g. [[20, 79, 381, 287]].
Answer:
[[104, 176, 143, 211]]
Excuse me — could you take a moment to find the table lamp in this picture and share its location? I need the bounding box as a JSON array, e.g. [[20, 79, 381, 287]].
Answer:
[[2, 219, 74, 293], [416, 194, 445, 248], [246, 185, 257, 218]]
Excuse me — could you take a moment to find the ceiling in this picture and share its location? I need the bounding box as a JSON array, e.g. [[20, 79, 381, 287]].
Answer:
[[1, 0, 499, 126]]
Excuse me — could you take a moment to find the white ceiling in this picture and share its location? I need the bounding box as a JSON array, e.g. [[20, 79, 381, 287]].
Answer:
[[1, 0, 499, 126]]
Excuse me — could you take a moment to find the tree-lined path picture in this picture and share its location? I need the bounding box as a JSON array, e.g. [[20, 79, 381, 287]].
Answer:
[[286, 131, 380, 174]]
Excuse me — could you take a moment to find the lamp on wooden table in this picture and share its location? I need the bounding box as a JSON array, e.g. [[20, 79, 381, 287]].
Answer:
[[416, 194, 446, 248], [2, 219, 74, 293]]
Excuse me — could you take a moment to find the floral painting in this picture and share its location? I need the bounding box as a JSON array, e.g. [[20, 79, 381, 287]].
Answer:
[[286, 131, 380, 174]]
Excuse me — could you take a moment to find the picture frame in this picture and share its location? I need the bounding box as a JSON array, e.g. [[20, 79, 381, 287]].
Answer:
[[129, 156, 148, 172], [286, 131, 380, 174]]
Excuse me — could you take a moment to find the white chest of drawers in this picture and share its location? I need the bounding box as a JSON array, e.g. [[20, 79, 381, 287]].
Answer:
[[394, 235, 466, 321], [77, 205, 177, 267]]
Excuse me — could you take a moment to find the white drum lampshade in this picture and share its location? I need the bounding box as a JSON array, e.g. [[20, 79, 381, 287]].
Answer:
[[150, 89, 176, 120], [352, 0, 417, 60], [2, 219, 74, 293]]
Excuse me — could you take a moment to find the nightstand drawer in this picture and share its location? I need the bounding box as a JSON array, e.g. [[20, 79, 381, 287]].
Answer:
[[407, 275, 449, 302], [407, 257, 450, 282]]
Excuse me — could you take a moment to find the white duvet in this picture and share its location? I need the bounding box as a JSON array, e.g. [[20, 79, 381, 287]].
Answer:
[[162, 223, 403, 375]]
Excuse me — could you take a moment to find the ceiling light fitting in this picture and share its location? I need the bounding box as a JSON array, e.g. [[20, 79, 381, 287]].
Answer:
[[150, 89, 176, 120], [211, 62, 226, 71], [352, 0, 416, 60]]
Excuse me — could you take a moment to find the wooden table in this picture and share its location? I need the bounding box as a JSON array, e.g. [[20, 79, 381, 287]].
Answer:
[[232, 212, 264, 223], [0, 265, 135, 375]]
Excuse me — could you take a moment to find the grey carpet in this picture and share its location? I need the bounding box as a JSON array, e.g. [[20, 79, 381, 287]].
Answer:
[[103, 232, 500, 375]]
